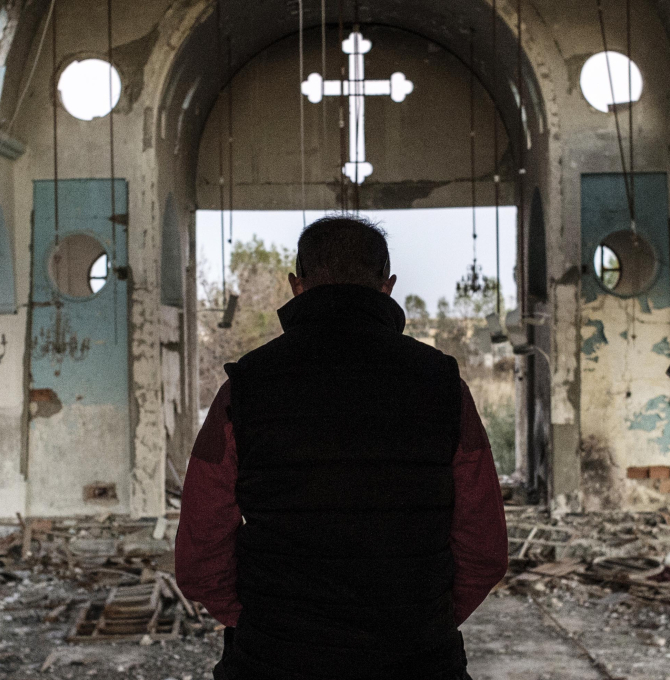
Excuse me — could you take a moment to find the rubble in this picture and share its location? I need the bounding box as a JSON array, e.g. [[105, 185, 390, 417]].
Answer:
[[1, 508, 670, 678]]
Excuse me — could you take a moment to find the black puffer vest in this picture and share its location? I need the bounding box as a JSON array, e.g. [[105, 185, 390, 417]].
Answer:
[[223, 284, 463, 680]]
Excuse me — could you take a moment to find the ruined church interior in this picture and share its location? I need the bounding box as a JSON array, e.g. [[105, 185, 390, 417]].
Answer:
[[1, 0, 670, 677]]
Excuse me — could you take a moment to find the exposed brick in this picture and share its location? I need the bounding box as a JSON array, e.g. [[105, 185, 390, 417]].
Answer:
[[649, 466, 670, 480], [659, 479, 670, 494], [627, 467, 650, 479]]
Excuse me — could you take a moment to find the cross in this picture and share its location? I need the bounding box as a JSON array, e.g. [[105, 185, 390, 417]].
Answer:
[[301, 30, 414, 184]]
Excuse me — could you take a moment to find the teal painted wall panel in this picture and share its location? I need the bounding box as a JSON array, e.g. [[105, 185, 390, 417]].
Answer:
[[31, 179, 129, 407], [0, 205, 15, 314], [581, 173, 670, 309]]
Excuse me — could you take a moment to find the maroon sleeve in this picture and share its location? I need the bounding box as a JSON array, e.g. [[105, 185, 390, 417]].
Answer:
[[450, 380, 508, 627], [175, 380, 242, 627]]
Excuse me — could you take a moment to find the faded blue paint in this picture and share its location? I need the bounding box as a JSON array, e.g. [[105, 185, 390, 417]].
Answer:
[[582, 319, 608, 356], [0, 205, 15, 313], [652, 337, 670, 358], [581, 173, 670, 309], [620, 330, 628, 340], [630, 413, 663, 431], [30, 180, 129, 407], [629, 395, 670, 453]]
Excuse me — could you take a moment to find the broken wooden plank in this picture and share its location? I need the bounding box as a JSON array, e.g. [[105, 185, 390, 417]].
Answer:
[[529, 558, 584, 578]]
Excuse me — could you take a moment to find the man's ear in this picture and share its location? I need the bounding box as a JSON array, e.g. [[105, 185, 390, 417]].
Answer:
[[288, 272, 305, 297], [381, 274, 397, 296]]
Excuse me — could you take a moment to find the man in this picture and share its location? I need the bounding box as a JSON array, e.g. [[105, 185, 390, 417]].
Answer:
[[176, 216, 508, 680]]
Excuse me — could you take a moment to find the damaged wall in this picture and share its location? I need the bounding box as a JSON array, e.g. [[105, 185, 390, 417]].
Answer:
[[197, 25, 515, 211], [3, 0, 670, 517]]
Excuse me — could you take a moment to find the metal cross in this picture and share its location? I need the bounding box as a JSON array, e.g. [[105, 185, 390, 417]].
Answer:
[[301, 30, 414, 184]]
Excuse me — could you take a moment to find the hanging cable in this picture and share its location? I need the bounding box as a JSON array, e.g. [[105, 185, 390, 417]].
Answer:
[[51, 0, 59, 275], [352, 0, 360, 212], [456, 28, 482, 299], [321, 0, 327, 149], [626, 0, 635, 231], [338, 0, 347, 212], [596, 0, 634, 227], [227, 35, 234, 244], [8, 0, 56, 134], [469, 28, 478, 291], [299, 0, 307, 227], [216, 0, 227, 317], [492, 0, 501, 317], [107, 0, 118, 344], [517, 0, 527, 318]]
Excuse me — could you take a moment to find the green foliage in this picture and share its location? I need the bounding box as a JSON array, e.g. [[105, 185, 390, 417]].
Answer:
[[434, 296, 470, 365], [482, 400, 516, 475], [404, 294, 430, 338], [229, 235, 295, 276], [198, 236, 296, 407]]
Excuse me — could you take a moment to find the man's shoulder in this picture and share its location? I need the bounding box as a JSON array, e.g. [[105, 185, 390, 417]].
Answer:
[[396, 333, 461, 374]]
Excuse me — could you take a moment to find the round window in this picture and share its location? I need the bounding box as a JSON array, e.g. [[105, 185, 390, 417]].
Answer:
[[49, 233, 109, 298], [580, 51, 643, 113], [593, 231, 656, 297], [58, 59, 121, 120]]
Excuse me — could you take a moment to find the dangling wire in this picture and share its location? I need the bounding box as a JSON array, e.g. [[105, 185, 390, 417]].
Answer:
[[338, 0, 347, 212], [227, 35, 234, 244], [469, 28, 478, 291], [299, 0, 307, 227], [626, 0, 635, 231], [51, 0, 59, 256], [456, 28, 482, 299], [352, 0, 361, 212], [596, 0, 634, 228], [492, 0, 501, 317], [107, 0, 118, 345], [216, 0, 227, 315], [517, 0, 527, 318], [321, 0, 327, 149]]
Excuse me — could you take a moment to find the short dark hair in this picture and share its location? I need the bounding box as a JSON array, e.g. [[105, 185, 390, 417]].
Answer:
[[296, 215, 391, 289]]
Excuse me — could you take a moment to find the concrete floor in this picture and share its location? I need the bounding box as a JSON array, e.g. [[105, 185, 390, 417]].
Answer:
[[464, 590, 670, 680], [3, 580, 670, 679]]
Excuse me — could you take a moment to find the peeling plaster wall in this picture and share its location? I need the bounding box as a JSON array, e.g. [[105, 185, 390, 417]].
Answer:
[[580, 297, 670, 510], [4, 0, 670, 516], [540, 0, 670, 510], [0, 0, 175, 517], [0, 154, 26, 516]]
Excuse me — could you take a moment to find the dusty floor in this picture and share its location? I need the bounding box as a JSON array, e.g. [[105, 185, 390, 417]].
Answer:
[[2, 573, 670, 679], [2, 508, 670, 679]]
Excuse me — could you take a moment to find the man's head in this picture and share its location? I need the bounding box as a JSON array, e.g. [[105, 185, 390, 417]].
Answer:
[[288, 215, 397, 297]]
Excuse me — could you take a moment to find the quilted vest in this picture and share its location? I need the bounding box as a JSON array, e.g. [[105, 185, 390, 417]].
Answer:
[[223, 284, 463, 680]]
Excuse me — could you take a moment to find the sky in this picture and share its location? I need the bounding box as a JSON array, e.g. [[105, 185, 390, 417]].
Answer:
[[196, 207, 518, 316]]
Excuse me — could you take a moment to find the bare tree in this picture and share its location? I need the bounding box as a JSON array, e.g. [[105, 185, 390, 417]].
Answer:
[[198, 236, 296, 408]]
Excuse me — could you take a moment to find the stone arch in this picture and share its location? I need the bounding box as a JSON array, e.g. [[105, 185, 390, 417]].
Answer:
[[528, 187, 548, 301]]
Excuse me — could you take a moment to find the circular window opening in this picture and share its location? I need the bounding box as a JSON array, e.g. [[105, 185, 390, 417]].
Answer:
[[49, 233, 109, 298], [58, 59, 121, 121], [593, 230, 656, 297], [580, 51, 643, 113]]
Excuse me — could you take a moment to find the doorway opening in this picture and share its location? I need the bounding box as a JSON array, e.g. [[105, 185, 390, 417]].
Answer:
[[196, 206, 518, 475]]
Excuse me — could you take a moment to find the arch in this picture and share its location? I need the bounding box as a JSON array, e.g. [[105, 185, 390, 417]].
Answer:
[[528, 187, 547, 301], [161, 193, 184, 307], [0, 206, 16, 314]]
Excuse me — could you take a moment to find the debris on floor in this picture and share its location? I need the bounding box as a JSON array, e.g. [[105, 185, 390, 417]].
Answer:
[[1, 507, 670, 679]]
